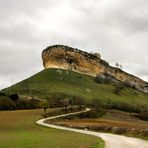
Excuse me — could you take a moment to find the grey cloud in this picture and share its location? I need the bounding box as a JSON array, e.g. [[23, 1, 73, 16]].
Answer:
[[0, 23, 39, 44], [0, 0, 58, 15], [104, 0, 148, 33], [0, 0, 148, 89]]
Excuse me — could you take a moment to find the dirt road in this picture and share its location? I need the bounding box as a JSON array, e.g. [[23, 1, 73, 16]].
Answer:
[[36, 108, 148, 148]]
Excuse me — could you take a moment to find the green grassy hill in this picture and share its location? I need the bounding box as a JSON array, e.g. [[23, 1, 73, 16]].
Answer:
[[3, 68, 148, 111]]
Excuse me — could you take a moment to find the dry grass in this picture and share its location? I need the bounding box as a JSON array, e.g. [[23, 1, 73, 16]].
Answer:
[[49, 109, 148, 130], [53, 119, 148, 130], [48, 109, 148, 140]]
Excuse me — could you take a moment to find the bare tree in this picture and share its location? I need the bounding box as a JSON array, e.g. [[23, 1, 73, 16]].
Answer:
[[115, 63, 119, 68], [69, 99, 73, 110], [116, 63, 123, 70], [119, 64, 123, 70]]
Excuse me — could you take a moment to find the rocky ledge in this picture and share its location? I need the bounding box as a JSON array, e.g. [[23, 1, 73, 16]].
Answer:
[[42, 45, 148, 92]]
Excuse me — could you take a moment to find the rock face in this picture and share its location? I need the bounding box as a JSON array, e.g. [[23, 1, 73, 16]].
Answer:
[[42, 45, 148, 91]]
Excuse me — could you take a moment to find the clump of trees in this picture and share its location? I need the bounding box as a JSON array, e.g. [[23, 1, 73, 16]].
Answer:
[[47, 93, 84, 110], [1, 91, 147, 115], [0, 92, 41, 110], [61, 99, 69, 111], [15, 99, 39, 109], [0, 92, 86, 111], [115, 63, 123, 70], [102, 99, 147, 113], [99, 60, 109, 66], [0, 96, 16, 110], [133, 111, 148, 121], [9, 93, 19, 101]]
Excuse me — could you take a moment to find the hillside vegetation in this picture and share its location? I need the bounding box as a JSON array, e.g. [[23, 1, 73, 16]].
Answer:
[[3, 68, 148, 112]]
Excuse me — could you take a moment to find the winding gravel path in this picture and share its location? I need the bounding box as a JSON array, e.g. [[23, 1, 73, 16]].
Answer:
[[36, 108, 148, 148]]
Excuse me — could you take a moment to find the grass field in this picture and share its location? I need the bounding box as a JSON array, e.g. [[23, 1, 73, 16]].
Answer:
[[0, 109, 104, 148], [3, 68, 148, 109]]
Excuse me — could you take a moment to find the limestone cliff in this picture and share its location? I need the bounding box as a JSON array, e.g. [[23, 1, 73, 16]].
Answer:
[[42, 45, 148, 91]]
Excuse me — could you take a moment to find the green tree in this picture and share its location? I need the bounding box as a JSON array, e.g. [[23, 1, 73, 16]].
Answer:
[[0, 97, 16, 110], [69, 99, 73, 110], [73, 96, 84, 110], [61, 99, 69, 111], [39, 101, 49, 117]]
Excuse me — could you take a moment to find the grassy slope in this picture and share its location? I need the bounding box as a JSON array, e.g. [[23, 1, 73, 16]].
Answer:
[[4, 68, 148, 107], [0, 109, 104, 148]]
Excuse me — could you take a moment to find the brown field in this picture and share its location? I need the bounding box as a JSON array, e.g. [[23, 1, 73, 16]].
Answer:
[[47, 109, 148, 139], [52, 118, 148, 130]]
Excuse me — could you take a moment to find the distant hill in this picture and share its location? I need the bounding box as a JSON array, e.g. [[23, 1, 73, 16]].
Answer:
[[2, 45, 148, 112], [3, 68, 148, 112]]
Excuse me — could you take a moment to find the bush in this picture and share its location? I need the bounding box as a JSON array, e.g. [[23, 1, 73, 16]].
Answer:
[[0, 92, 6, 96], [94, 74, 111, 84], [77, 108, 105, 118], [62, 108, 105, 120], [103, 100, 146, 113], [133, 111, 148, 121], [15, 99, 39, 109], [47, 93, 67, 107], [72, 96, 84, 107], [113, 84, 124, 95], [47, 93, 85, 108], [9, 93, 19, 101], [99, 60, 109, 66], [91, 98, 103, 109], [0, 97, 16, 110]]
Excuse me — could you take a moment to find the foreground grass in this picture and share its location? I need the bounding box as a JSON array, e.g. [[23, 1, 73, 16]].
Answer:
[[0, 109, 104, 148]]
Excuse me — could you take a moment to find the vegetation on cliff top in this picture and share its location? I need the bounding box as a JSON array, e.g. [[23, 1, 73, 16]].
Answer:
[[42, 45, 108, 66]]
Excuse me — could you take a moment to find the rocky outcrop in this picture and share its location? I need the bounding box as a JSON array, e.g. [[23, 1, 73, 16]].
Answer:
[[42, 45, 148, 91]]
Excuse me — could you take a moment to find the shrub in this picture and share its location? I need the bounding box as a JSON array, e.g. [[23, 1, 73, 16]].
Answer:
[[0, 97, 16, 110], [15, 99, 39, 109], [60, 99, 69, 110], [9, 93, 19, 101], [72, 96, 84, 109], [103, 100, 146, 113], [133, 111, 148, 121], [47, 93, 85, 108], [99, 60, 109, 66], [47, 93, 68, 107], [113, 84, 124, 95], [39, 101, 50, 117], [94, 74, 111, 84], [0, 92, 6, 96], [78, 108, 105, 118], [91, 98, 103, 109]]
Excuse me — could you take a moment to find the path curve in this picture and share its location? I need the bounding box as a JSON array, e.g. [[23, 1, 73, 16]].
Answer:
[[36, 108, 148, 148]]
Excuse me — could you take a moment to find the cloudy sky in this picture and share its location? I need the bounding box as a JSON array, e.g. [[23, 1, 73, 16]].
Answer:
[[0, 0, 148, 89]]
